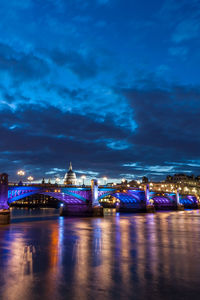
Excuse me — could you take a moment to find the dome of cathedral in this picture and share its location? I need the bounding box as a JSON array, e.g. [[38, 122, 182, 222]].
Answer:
[[64, 162, 76, 185]]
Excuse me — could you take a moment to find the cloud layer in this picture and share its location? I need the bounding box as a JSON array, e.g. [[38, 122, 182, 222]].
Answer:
[[0, 0, 200, 182]]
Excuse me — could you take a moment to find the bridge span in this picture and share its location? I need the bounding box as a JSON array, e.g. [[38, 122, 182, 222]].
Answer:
[[0, 173, 199, 224]]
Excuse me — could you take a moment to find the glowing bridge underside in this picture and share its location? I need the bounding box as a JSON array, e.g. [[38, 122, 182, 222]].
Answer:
[[180, 195, 198, 207], [7, 186, 198, 209], [111, 190, 145, 208], [150, 192, 197, 208], [8, 186, 92, 205]]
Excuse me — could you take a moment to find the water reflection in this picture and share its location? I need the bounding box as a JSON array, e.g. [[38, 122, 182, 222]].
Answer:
[[1, 209, 200, 299]]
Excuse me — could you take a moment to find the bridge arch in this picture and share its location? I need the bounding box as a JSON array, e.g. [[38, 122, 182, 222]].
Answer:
[[149, 192, 176, 209], [179, 195, 198, 208], [7, 186, 90, 205], [98, 189, 146, 210]]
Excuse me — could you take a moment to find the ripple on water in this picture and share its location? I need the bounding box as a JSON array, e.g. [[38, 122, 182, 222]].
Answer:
[[0, 208, 200, 300]]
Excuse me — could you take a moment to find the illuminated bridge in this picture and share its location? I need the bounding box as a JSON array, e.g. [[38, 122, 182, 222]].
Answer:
[[0, 173, 199, 224]]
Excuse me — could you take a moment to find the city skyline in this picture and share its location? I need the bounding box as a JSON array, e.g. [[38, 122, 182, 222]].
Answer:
[[11, 163, 200, 186], [0, 0, 200, 181]]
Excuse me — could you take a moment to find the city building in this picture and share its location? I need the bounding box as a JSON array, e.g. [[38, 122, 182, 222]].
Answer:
[[166, 174, 195, 184], [64, 162, 76, 185]]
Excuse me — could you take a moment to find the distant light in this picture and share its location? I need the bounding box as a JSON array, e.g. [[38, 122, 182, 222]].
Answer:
[[17, 170, 25, 176], [103, 177, 107, 181], [60, 203, 64, 207], [27, 176, 34, 182]]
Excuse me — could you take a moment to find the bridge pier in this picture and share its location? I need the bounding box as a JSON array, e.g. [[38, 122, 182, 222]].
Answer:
[[145, 184, 155, 213], [0, 210, 10, 225], [197, 200, 200, 209], [91, 179, 103, 216], [60, 203, 96, 217], [176, 188, 184, 211], [60, 204, 103, 217], [60, 179, 103, 217], [146, 204, 156, 213], [0, 173, 10, 225]]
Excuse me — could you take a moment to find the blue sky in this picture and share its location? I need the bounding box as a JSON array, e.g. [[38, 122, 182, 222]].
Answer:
[[0, 0, 200, 183]]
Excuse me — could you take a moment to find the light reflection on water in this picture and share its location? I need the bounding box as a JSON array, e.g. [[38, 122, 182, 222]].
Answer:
[[1, 209, 200, 299]]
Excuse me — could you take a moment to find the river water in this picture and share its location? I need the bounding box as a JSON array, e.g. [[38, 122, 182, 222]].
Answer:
[[1, 208, 200, 300]]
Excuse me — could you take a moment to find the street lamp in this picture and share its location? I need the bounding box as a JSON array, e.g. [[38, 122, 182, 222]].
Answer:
[[17, 170, 25, 176], [17, 170, 25, 185], [81, 175, 86, 186], [27, 176, 34, 184], [103, 177, 107, 185]]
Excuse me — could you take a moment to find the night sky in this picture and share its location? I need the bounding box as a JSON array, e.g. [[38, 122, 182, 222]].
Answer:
[[1, 0, 200, 183]]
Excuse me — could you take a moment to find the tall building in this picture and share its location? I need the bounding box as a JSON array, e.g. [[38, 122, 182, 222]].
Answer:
[[64, 162, 76, 185]]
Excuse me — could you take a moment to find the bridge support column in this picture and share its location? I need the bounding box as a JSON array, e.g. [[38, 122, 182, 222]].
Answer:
[[176, 188, 184, 210], [197, 198, 200, 209], [0, 173, 10, 225], [59, 180, 103, 217], [60, 203, 94, 217], [145, 184, 155, 213], [91, 179, 103, 217]]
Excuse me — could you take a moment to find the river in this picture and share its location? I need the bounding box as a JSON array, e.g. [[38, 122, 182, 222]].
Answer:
[[0, 208, 200, 300]]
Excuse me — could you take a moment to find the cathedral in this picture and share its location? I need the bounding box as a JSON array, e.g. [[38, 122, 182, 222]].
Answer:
[[64, 162, 76, 185]]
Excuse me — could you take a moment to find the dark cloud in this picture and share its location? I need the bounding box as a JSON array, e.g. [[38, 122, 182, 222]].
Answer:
[[0, 0, 200, 182], [123, 84, 200, 160], [0, 43, 49, 82], [51, 49, 100, 79], [1, 83, 200, 182], [0, 103, 132, 180]]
